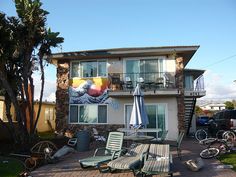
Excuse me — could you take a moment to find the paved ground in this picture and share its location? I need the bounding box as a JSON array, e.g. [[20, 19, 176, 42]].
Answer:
[[30, 137, 236, 177]]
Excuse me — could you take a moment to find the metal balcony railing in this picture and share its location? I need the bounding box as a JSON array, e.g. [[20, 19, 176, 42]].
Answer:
[[194, 75, 205, 91], [108, 72, 176, 92]]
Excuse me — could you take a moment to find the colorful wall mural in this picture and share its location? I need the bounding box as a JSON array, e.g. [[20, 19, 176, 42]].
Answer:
[[69, 77, 110, 104]]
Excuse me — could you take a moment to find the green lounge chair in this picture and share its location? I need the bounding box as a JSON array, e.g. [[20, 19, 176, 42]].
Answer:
[[107, 143, 150, 175], [79, 131, 124, 172], [142, 144, 173, 177]]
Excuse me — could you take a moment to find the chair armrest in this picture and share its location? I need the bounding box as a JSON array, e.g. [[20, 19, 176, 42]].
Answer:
[[169, 143, 177, 147], [121, 147, 129, 155], [94, 147, 107, 156], [111, 149, 123, 159], [169, 154, 173, 164], [138, 151, 148, 170], [140, 151, 148, 162]]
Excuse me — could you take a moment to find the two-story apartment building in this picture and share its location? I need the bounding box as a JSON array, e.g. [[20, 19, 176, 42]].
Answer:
[[51, 46, 205, 140]]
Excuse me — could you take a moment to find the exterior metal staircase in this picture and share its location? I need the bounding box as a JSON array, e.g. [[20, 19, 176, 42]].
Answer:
[[184, 97, 197, 134]]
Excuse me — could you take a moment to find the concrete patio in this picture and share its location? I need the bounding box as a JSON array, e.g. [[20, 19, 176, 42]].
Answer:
[[30, 137, 236, 177]]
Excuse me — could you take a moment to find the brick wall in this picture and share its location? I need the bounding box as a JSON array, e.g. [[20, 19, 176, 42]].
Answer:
[[56, 60, 70, 132], [175, 57, 185, 132]]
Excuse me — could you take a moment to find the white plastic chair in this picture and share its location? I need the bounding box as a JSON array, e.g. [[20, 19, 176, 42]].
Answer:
[[92, 128, 106, 142]]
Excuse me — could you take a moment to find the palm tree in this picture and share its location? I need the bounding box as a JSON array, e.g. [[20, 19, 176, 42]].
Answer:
[[0, 0, 63, 145]]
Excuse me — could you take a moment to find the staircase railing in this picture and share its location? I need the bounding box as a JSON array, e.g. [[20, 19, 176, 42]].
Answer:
[[186, 98, 196, 135]]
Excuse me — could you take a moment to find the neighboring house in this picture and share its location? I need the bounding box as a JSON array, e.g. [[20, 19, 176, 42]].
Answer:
[[0, 97, 55, 134], [51, 46, 206, 140], [200, 103, 226, 111], [0, 96, 4, 121], [34, 101, 56, 132]]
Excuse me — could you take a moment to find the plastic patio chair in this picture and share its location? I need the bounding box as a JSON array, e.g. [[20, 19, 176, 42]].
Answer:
[[169, 131, 185, 159], [92, 128, 106, 144], [141, 144, 173, 177], [123, 76, 133, 91], [79, 132, 124, 172], [150, 130, 168, 144], [107, 143, 150, 175]]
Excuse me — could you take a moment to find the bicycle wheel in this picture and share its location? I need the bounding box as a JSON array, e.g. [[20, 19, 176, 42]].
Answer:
[[223, 131, 236, 140], [200, 147, 220, 159], [195, 129, 207, 141], [216, 130, 225, 139]]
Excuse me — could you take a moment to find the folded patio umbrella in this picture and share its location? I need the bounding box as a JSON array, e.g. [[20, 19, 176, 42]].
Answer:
[[129, 84, 149, 129]]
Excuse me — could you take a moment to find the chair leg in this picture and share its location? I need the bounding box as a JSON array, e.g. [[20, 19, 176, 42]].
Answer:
[[108, 167, 116, 173], [168, 172, 173, 177], [97, 163, 109, 173], [177, 148, 182, 160], [132, 169, 142, 176], [79, 162, 87, 169]]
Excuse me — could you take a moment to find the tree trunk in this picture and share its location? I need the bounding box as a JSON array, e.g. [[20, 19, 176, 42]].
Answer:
[[0, 70, 29, 143], [4, 93, 18, 143], [33, 53, 44, 133]]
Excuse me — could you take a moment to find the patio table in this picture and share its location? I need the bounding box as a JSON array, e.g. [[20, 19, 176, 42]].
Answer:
[[117, 128, 162, 133], [124, 135, 154, 142]]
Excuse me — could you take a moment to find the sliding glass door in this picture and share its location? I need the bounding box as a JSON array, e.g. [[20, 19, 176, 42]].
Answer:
[[126, 60, 140, 87], [125, 58, 164, 84], [125, 104, 166, 138]]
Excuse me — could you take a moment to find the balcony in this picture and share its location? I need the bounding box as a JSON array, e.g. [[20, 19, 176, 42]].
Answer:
[[184, 75, 206, 98], [108, 72, 179, 97]]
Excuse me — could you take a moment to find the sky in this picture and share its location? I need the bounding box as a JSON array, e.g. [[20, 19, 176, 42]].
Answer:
[[1, 0, 236, 103]]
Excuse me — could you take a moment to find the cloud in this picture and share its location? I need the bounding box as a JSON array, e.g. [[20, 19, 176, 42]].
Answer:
[[33, 74, 56, 102], [46, 92, 56, 102], [199, 70, 236, 101]]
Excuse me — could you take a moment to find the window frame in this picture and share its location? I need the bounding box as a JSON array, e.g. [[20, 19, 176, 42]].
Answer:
[[70, 59, 108, 78], [69, 104, 108, 124], [123, 56, 166, 75]]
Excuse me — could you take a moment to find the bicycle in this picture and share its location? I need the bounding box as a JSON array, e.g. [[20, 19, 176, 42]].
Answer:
[[222, 130, 236, 140], [195, 129, 208, 141], [195, 128, 236, 142], [199, 138, 235, 159]]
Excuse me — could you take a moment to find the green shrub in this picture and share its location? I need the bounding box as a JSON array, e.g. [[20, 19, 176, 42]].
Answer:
[[0, 156, 24, 177]]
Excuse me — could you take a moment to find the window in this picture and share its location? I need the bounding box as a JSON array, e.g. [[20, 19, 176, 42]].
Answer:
[[69, 104, 107, 123], [81, 61, 97, 77], [45, 107, 54, 123], [125, 58, 164, 84], [71, 60, 107, 78], [70, 105, 78, 123], [146, 104, 166, 138], [126, 59, 163, 74], [185, 75, 194, 90]]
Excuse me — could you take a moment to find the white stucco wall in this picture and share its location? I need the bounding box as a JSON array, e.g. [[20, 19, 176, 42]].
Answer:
[[107, 96, 178, 140], [165, 56, 176, 73]]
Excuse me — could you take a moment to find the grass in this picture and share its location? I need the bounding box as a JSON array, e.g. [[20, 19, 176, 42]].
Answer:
[[0, 156, 24, 177], [218, 153, 236, 171], [38, 131, 55, 140]]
